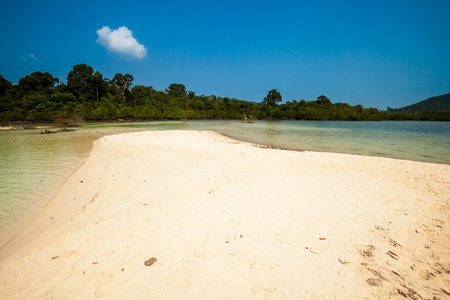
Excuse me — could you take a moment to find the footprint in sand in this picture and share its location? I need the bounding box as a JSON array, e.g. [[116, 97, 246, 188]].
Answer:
[[307, 238, 329, 254], [358, 245, 376, 258], [308, 247, 327, 254]]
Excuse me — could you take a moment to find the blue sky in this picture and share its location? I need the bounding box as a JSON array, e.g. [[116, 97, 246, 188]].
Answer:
[[1, 0, 449, 109]]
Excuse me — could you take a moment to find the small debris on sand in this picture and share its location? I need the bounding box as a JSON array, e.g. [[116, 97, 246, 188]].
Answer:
[[144, 257, 157, 266], [366, 278, 382, 286]]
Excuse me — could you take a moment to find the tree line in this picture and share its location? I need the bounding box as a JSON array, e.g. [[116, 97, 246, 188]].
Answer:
[[1, 64, 449, 123]]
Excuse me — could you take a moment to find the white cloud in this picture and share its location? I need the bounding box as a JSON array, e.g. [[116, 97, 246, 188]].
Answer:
[[21, 53, 41, 64], [96, 26, 147, 59]]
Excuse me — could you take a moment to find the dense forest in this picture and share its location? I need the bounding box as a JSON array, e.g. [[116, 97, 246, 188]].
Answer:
[[1, 64, 449, 124]]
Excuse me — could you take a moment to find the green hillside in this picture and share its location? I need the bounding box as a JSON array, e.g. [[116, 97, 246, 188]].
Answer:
[[388, 94, 450, 112]]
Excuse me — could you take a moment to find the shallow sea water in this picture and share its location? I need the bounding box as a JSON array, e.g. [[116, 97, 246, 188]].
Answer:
[[0, 120, 449, 236]]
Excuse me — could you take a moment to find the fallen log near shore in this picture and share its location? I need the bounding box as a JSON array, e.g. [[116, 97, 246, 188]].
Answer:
[[40, 128, 74, 134]]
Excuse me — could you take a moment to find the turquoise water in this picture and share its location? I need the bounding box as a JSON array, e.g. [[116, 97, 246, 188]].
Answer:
[[0, 120, 449, 238]]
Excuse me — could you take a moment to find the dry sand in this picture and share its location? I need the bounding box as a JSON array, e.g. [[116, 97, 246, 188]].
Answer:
[[0, 130, 449, 299]]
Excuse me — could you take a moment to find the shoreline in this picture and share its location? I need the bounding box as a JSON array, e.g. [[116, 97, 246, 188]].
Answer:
[[0, 130, 449, 298], [0, 125, 58, 130]]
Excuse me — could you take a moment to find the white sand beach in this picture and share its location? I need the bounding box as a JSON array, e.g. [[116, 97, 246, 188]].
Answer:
[[0, 130, 449, 299]]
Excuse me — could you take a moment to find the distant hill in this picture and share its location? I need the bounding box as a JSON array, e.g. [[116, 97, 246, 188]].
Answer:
[[231, 98, 259, 104], [388, 93, 450, 112]]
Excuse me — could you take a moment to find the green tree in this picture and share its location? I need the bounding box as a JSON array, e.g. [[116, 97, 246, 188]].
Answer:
[[50, 92, 77, 105], [67, 64, 94, 100], [166, 83, 187, 98], [188, 91, 196, 100], [93, 71, 109, 102], [166, 83, 189, 109], [316, 95, 332, 106], [111, 73, 134, 97], [18, 71, 59, 92], [0, 75, 13, 97], [263, 89, 282, 106], [131, 85, 155, 106]]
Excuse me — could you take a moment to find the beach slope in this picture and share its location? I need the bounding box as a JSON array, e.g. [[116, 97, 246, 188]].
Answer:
[[0, 130, 449, 299]]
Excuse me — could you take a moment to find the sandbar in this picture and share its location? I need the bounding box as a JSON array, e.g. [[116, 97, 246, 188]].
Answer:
[[0, 130, 449, 299]]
